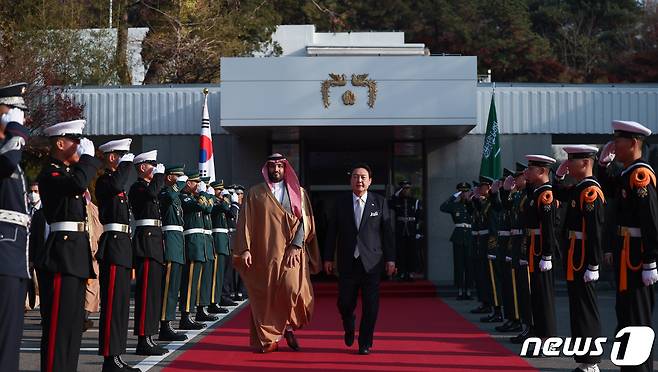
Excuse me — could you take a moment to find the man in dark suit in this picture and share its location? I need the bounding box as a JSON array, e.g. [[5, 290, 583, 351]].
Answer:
[[324, 163, 396, 355]]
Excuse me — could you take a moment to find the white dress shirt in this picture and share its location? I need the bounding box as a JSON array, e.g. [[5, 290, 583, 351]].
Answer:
[[271, 181, 285, 204]]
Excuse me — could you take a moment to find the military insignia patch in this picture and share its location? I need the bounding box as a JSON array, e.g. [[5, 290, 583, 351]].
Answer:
[[585, 203, 594, 212], [638, 187, 649, 198], [543, 204, 551, 212], [530, 200, 534, 207], [621, 189, 627, 199], [571, 200, 576, 208]]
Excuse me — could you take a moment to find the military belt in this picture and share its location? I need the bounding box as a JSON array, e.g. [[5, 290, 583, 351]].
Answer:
[[397, 217, 416, 222], [511, 229, 524, 236], [102, 223, 130, 233], [50, 221, 87, 232], [454, 223, 471, 228], [212, 228, 229, 234], [229, 228, 236, 233], [183, 228, 205, 236], [0, 209, 29, 228], [161, 225, 183, 232], [526, 228, 541, 235], [618, 226, 642, 238], [568, 230, 585, 239], [203, 229, 212, 235], [135, 219, 162, 227], [471, 229, 489, 236], [498, 230, 511, 237]]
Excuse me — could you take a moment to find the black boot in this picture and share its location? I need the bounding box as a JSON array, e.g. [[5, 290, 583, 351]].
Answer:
[[148, 335, 169, 355], [506, 320, 523, 333], [219, 296, 237, 306], [195, 306, 219, 322], [495, 320, 513, 332], [470, 304, 492, 314], [159, 320, 187, 342], [136, 336, 167, 356], [480, 307, 504, 323], [510, 325, 533, 344], [208, 303, 229, 314], [232, 292, 244, 301], [102, 356, 126, 372], [179, 312, 206, 330]]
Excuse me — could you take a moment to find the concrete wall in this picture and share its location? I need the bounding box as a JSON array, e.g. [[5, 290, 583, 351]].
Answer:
[[425, 134, 553, 284]]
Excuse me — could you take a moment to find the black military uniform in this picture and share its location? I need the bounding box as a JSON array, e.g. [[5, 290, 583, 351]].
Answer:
[[390, 181, 422, 280], [223, 184, 244, 302], [129, 154, 167, 356], [439, 182, 473, 299], [598, 121, 658, 372], [523, 156, 557, 339], [0, 83, 30, 372], [36, 120, 102, 372], [94, 139, 139, 372]]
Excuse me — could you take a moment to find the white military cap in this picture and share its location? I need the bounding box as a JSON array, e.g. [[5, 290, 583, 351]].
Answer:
[[612, 120, 652, 137], [133, 150, 157, 164], [563, 145, 598, 159], [525, 154, 556, 167], [98, 138, 132, 153], [43, 119, 85, 138]]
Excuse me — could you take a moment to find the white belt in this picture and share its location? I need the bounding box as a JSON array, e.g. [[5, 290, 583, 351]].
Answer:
[[511, 229, 524, 235], [397, 217, 416, 222], [102, 223, 130, 233], [0, 209, 29, 228], [618, 226, 642, 238], [203, 230, 212, 235], [50, 221, 87, 232], [455, 223, 471, 228], [472, 229, 489, 236], [212, 228, 229, 234], [229, 228, 236, 233], [183, 228, 205, 236], [498, 230, 511, 237], [569, 230, 585, 239], [527, 228, 541, 235], [162, 225, 184, 232], [135, 219, 162, 227]]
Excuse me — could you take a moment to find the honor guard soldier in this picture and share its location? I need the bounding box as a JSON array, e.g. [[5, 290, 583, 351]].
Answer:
[[196, 176, 219, 322], [158, 165, 188, 342], [95, 138, 139, 372], [0, 83, 31, 372], [390, 180, 422, 281], [554, 145, 604, 372], [208, 180, 232, 314], [598, 120, 658, 372], [494, 168, 522, 333], [224, 184, 244, 302], [36, 120, 102, 372], [522, 155, 558, 341], [506, 162, 533, 343], [129, 150, 168, 356], [179, 171, 209, 330], [440, 182, 473, 299], [469, 180, 491, 314]]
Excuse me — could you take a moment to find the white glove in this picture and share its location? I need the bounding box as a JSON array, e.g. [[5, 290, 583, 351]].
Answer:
[[0, 108, 24, 126], [599, 141, 615, 165], [154, 163, 165, 175], [539, 257, 552, 272], [519, 259, 529, 266], [487, 254, 496, 260], [77, 138, 95, 157], [491, 180, 502, 194], [453, 191, 462, 198], [503, 176, 515, 191], [220, 189, 230, 196], [119, 152, 134, 163], [178, 175, 188, 183], [196, 181, 207, 193], [207, 186, 215, 195], [505, 256, 512, 263], [556, 160, 569, 179], [415, 233, 422, 240], [583, 267, 599, 283], [642, 263, 658, 286], [231, 192, 239, 203]]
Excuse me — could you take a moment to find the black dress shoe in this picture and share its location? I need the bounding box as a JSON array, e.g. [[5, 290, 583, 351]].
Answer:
[[136, 337, 167, 356], [220, 297, 238, 306], [148, 336, 169, 355], [506, 321, 523, 333], [179, 313, 206, 330], [207, 303, 229, 314], [358, 346, 370, 355], [159, 321, 188, 341], [102, 355, 140, 372], [470, 305, 492, 314], [480, 313, 504, 323], [495, 320, 513, 332], [344, 330, 355, 347], [195, 307, 219, 322], [284, 330, 300, 351], [510, 326, 533, 344], [233, 293, 244, 301]]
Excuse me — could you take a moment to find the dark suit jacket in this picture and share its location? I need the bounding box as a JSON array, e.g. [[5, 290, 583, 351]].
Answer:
[[324, 191, 395, 273]]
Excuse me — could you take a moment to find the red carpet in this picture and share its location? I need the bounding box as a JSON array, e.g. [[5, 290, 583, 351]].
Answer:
[[163, 282, 536, 372]]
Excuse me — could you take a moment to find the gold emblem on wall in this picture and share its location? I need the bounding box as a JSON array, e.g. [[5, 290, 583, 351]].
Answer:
[[321, 73, 377, 108]]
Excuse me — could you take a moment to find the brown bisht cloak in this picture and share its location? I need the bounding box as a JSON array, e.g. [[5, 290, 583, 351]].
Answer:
[[232, 182, 321, 348]]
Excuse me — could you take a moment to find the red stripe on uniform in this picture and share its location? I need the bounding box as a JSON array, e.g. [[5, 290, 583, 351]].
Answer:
[[139, 259, 150, 336], [103, 265, 117, 356], [46, 273, 62, 372]]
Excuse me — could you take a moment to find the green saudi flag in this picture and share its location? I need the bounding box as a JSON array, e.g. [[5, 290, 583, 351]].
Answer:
[[479, 94, 501, 179]]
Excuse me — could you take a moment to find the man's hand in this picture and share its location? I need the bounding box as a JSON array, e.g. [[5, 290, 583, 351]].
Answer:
[[599, 141, 616, 166], [491, 180, 502, 194], [603, 252, 613, 266], [240, 251, 252, 269], [556, 160, 569, 179], [503, 175, 515, 191], [324, 261, 334, 276], [385, 261, 396, 276], [284, 246, 302, 268]]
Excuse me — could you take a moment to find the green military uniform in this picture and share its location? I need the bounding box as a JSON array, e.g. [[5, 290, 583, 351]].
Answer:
[[440, 182, 473, 299], [179, 171, 209, 329], [208, 180, 231, 313], [196, 176, 217, 321], [158, 165, 188, 341]]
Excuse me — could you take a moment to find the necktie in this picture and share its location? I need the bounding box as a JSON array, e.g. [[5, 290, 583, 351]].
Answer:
[[354, 197, 364, 258]]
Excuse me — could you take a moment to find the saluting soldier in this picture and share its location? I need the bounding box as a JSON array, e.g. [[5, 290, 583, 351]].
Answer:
[[196, 176, 219, 322], [36, 120, 102, 372], [94, 138, 139, 372], [522, 155, 558, 341], [207, 180, 232, 314], [554, 145, 604, 372], [178, 171, 208, 330], [129, 150, 167, 356], [158, 165, 188, 342], [598, 121, 658, 372], [390, 180, 422, 281], [469, 180, 491, 314], [0, 83, 31, 372], [440, 182, 473, 299]]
